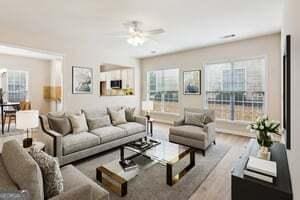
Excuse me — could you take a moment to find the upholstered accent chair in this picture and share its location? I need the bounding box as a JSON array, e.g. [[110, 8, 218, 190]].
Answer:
[[169, 108, 216, 156]]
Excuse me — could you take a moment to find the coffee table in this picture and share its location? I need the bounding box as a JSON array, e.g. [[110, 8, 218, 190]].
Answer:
[[96, 137, 195, 196]]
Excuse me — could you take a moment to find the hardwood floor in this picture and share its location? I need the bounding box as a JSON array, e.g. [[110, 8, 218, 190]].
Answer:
[[152, 123, 250, 200]]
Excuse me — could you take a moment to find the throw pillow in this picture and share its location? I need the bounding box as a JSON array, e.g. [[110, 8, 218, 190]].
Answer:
[[184, 111, 207, 127], [29, 148, 64, 199], [48, 115, 72, 136], [68, 113, 89, 134], [125, 107, 136, 122], [86, 115, 111, 130], [108, 108, 127, 125]]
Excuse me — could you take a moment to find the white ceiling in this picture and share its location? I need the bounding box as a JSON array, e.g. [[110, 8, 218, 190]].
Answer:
[[0, 0, 283, 59]]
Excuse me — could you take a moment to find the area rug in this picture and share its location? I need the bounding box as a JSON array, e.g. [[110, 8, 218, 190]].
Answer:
[[75, 143, 230, 200]]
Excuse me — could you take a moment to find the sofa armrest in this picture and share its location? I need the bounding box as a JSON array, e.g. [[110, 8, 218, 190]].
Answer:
[[203, 122, 216, 143], [39, 115, 63, 160], [174, 117, 185, 126], [135, 116, 146, 125], [49, 184, 109, 200]]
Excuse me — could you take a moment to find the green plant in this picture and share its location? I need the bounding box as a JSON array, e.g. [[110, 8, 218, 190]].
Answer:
[[247, 116, 281, 147]]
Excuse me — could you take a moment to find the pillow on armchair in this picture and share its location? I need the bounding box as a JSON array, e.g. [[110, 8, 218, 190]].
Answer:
[[184, 111, 213, 127]]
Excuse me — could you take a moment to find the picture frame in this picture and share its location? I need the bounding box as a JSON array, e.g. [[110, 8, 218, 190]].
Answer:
[[183, 70, 201, 95], [72, 66, 93, 94]]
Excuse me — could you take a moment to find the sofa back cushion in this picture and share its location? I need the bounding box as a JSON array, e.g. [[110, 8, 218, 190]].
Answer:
[[48, 114, 72, 136], [86, 115, 111, 131], [2, 140, 44, 200], [184, 111, 206, 127], [82, 108, 108, 119]]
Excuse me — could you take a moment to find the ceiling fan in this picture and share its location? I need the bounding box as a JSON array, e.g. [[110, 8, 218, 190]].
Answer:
[[116, 21, 165, 47]]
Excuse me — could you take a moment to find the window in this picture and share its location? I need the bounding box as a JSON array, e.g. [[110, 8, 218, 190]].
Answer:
[[147, 69, 179, 113], [205, 58, 265, 122], [6, 70, 28, 102]]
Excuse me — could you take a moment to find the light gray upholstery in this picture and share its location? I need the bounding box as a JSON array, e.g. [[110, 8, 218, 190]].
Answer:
[[63, 132, 100, 155], [40, 108, 147, 166], [0, 156, 18, 191], [169, 108, 216, 153], [117, 122, 146, 136], [90, 126, 126, 143], [59, 165, 109, 200], [1, 140, 44, 200], [0, 140, 109, 200], [169, 125, 207, 141]]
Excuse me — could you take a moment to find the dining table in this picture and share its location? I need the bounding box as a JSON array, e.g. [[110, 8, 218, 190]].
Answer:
[[0, 102, 20, 134]]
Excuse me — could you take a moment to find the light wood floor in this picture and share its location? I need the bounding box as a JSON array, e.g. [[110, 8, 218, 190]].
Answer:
[[152, 123, 250, 200], [0, 123, 250, 200]]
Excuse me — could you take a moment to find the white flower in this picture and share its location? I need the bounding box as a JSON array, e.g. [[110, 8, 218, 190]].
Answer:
[[267, 132, 271, 137], [265, 121, 270, 128], [254, 124, 258, 129], [260, 125, 264, 130], [256, 117, 261, 123]]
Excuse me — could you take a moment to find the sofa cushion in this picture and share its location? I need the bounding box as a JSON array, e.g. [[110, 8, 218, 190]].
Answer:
[[169, 125, 207, 141], [0, 156, 18, 191], [86, 115, 111, 131], [63, 132, 100, 155], [117, 122, 146, 136], [90, 126, 126, 143], [2, 140, 44, 200], [29, 148, 64, 199], [60, 165, 109, 200], [125, 107, 136, 122], [68, 113, 89, 134], [82, 108, 108, 119], [108, 108, 127, 125], [48, 115, 72, 136]]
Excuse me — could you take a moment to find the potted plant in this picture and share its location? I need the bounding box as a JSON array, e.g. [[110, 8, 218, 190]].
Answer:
[[247, 115, 281, 160]]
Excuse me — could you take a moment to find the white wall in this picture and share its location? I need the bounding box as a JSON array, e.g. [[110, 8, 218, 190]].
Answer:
[[282, 0, 300, 198], [0, 54, 51, 113], [0, 33, 141, 113], [141, 33, 281, 134]]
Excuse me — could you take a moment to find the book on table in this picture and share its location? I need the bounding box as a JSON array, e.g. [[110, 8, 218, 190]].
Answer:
[[243, 156, 277, 183]]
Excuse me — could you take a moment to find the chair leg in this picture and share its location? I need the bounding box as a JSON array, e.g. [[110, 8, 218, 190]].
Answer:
[[202, 150, 206, 156], [8, 116, 11, 132], [213, 140, 216, 145]]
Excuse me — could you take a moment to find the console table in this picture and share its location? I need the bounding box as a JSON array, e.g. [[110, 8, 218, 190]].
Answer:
[[231, 139, 293, 200]]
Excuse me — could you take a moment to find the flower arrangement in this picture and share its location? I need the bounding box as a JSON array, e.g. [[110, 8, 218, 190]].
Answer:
[[247, 115, 281, 148]]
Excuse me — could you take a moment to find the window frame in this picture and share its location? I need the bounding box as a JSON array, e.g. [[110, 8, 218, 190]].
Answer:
[[6, 69, 29, 103], [203, 56, 268, 123], [146, 67, 180, 115]]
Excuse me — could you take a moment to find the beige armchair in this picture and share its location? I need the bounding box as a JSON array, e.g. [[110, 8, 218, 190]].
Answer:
[[169, 108, 216, 156]]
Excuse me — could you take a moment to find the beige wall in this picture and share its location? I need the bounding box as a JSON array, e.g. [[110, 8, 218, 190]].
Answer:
[[0, 54, 51, 113], [141, 33, 281, 134], [283, 0, 300, 198], [0, 36, 141, 114]]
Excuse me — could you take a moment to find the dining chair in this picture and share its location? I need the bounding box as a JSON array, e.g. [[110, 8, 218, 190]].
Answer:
[[5, 101, 31, 132]]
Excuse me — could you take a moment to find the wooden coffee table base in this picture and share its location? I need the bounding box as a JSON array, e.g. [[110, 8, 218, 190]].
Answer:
[[96, 166, 128, 197], [166, 148, 195, 186]]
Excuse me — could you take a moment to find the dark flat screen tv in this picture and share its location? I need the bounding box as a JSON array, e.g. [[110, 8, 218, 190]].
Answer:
[[283, 35, 291, 149]]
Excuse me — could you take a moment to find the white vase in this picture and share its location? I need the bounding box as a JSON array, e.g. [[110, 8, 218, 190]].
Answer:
[[257, 146, 271, 160]]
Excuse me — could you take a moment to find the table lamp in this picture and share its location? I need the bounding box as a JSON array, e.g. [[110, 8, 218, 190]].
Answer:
[[142, 100, 153, 120], [16, 110, 39, 148]]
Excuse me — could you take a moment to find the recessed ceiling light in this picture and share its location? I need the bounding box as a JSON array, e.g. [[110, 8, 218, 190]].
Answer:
[[222, 34, 236, 39]]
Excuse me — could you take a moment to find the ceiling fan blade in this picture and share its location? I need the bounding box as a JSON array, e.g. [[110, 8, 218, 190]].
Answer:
[[144, 28, 165, 35]]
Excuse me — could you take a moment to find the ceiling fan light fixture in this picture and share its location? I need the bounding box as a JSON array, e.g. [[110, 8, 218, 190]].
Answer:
[[127, 35, 145, 46]]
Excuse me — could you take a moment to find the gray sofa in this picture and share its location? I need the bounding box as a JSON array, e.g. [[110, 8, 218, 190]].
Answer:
[[169, 108, 216, 156], [39, 107, 147, 166], [0, 140, 109, 200]]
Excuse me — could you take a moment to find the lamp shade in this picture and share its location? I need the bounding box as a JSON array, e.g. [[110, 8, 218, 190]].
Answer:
[[16, 110, 39, 130], [142, 100, 154, 111]]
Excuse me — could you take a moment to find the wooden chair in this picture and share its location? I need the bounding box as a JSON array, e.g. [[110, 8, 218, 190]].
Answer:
[[5, 101, 31, 132]]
